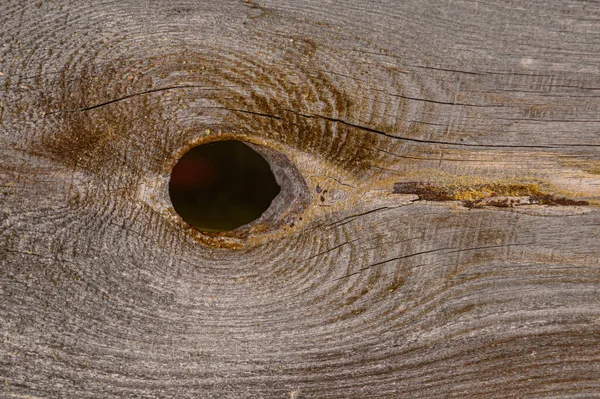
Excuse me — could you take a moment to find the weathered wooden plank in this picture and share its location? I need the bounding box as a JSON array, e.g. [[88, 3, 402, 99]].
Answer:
[[1, 0, 600, 397]]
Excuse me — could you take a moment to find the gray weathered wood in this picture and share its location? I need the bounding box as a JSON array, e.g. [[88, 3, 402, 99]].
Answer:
[[1, 0, 600, 397]]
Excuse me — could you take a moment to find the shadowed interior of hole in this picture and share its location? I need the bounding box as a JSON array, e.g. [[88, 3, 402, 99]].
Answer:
[[169, 140, 281, 232]]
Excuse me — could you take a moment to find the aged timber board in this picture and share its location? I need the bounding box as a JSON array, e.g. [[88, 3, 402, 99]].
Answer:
[[1, 0, 600, 398]]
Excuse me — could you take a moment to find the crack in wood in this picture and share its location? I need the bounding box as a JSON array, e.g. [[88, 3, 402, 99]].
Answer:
[[45, 85, 223, 115], [393, 181, 591, 208]]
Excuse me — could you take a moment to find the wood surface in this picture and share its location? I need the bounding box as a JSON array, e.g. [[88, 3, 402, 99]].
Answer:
[[1, 0, 600, 397]]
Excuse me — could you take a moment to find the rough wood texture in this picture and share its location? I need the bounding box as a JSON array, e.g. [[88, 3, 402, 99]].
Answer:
[[2, 1, 600, 397]]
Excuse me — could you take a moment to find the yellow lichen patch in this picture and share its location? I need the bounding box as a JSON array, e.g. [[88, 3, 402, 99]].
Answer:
[[449, 182, 540, 202], [392, 170, 590, 208]]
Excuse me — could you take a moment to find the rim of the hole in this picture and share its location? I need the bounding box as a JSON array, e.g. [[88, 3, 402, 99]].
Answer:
[[167, 135, 310, 242]]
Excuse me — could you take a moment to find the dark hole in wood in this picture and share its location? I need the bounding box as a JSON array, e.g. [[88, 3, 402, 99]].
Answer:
[[169, 140, 281, 232]]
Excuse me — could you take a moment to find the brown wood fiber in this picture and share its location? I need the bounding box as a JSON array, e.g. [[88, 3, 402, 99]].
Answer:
[[1, 1, 600, 397]]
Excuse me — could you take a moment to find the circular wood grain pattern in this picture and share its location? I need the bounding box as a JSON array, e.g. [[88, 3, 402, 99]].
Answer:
[[2, 1, 600, 398]]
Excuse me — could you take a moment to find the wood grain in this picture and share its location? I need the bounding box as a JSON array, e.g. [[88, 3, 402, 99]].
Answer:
[[1, 0, 600, 397]]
